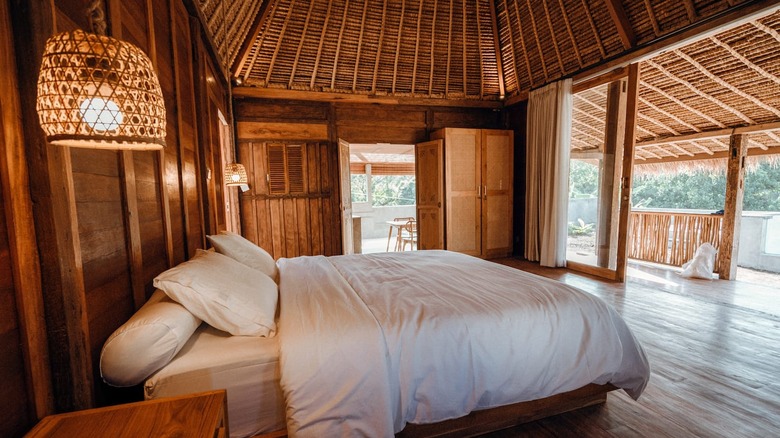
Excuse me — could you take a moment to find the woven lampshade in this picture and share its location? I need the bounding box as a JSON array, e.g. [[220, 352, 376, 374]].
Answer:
[[224, 163, 248, 186], [36, 29, 166, 149]]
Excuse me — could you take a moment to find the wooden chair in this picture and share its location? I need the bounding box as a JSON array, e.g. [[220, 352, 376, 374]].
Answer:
[[401, 219, 417, 251], [388, 216, 415, 251]]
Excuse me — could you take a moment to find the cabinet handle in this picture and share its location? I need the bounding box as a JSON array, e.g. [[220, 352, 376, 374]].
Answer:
[[483, 185, 487, 200], [477, 185, 481, 197]]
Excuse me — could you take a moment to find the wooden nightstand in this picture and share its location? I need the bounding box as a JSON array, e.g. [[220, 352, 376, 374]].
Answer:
[[26, 390, 228, 438]]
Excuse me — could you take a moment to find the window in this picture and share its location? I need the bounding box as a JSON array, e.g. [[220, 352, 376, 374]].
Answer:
[[267, 143, 306, 195], [351, 174, 368, 203], [371, 175, 415, 206]]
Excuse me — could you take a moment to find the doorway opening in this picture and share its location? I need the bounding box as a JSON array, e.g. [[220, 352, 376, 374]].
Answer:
[[346, 142, 417, 254]]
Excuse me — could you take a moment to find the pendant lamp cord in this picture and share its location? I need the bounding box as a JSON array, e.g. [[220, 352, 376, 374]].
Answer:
[[86, 0, 107, 36]]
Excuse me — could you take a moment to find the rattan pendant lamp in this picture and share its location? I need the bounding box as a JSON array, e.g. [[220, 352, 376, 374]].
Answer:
[[36, 0, 166, 149]]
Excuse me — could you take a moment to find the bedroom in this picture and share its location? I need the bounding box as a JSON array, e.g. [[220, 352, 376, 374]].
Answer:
[[2, 0, 779, 437]]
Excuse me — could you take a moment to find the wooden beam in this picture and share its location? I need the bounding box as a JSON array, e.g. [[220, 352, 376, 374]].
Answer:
[[232, 86, 504, 109], [603, 0, 636, 50], [120, 152, 146, 310], [310, 0, 333, 89], [718, 134, 748, 280], [636, 122, 780, 148], [616, 63, 640, 282], [0, 0, 53, 419], [636, 144, 779, 165], [572, 67, 628, 94], [232, 0, 275, 76]]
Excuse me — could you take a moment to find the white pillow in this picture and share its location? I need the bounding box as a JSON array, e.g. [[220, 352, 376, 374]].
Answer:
[[100, 290, 201, 387], [153, 249, 278, 337], [207, 231, 279, 282]]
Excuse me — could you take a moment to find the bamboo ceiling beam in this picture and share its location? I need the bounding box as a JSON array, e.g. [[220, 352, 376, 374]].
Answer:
[[541, 0, 565, 74], [603, 0, 636, 50], [289, 0, 316, 88], [644, 59, 753, 125], [639, 97, 700, 133], [640, 80, 727, 129], [524, 0, 548, 82], [428, 0, 439, 96], [239, 0, 276, 82], [673, 48, 780, 119], [391, 0, 405, 94], [445, 0, 453, 97], [752, 19, 780, 42], [671, 143, 696, 157], [310, 0, 333, 89], [557, 0, 583, 68], [410, 0, 423, 95], [638, 144, 780, 165], [265, 0, 296, 85], [683, 0, 698, 23], [329, 0, 349, 90], [710, 36, 780, 86], [749, 138, 770, 150], [642, 0, 661, 35], [371, 0, 389, 94], [580, 0, 606, 58], [572, 122, 606, 144], [461, 0, 467, 97], [636, 121, 780, 147], [476, 0, 486, 98], [352, 0, 370, 92], [232, 85, 504, 108], [232, 0, 272, 75], [501, 0, 523, 91]]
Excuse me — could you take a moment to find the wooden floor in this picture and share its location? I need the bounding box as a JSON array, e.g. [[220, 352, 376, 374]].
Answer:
[[486, 258, 780, 437]]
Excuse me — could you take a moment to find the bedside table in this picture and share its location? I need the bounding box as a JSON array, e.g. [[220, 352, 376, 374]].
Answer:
[[26, 390, 228, 438]]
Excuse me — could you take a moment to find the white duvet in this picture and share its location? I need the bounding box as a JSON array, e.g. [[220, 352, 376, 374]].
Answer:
[[277, 250, 649, 437]]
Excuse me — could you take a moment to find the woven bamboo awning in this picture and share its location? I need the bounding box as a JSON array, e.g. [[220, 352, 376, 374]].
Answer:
[[193, 0, 780, 166]]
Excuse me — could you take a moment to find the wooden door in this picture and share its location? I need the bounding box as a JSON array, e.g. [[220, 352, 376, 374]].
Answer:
[[338, 140, 354, 255], [444, 129, 482, 256], [482, 130, 514, 258], [415, 140, 444, 250]]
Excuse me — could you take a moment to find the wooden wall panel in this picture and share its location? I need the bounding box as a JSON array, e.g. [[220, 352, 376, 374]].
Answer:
[[234, 98, 502, 259], [0, 186, 32, 437], [134, 152, 167, 297]]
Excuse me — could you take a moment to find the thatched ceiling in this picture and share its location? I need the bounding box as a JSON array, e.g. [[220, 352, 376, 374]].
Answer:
[[195, 0, 780, 163]]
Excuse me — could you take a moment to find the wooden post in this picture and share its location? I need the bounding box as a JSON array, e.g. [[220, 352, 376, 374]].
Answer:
[[718, 133, 748, 280], [596, 80, 627, 269], [615, 63, 640, 282], [0, 0, 53, 420]]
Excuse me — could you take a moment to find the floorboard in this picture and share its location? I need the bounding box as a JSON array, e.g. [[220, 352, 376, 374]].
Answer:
[[487, 258, 780, 437]]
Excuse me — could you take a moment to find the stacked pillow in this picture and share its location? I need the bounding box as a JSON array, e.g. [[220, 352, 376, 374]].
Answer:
[[101, 232, 279, 387]]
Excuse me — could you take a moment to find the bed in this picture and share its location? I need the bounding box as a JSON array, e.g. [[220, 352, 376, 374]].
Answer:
[[101, 233, 649, 438]]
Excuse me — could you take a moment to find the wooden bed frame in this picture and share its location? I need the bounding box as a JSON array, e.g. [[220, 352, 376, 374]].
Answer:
[[253, 383, 616, 438]]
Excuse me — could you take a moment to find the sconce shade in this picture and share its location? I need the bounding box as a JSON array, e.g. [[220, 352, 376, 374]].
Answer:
[[225, 163, 248, 186], [36, 30, 166, 149]]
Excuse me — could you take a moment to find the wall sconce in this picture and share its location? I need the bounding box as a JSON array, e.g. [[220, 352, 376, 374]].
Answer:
[[35, 1, 166, 149], [225, 163, 250, 192]]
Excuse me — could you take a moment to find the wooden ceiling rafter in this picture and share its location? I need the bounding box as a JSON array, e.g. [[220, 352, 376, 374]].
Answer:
[[239, 0, 276, 82], [476, 0, 489, 98], [351, 0, 370, 93], [523, 0, 549, 83], [580, 0, 607, 58], [371, 0, 390, 94], [603, 0, 636, 50], [639, 80, 727, 129], [709, 36, 780, 87], [502, 0, 528, 91], [410, 0, 424, 95], [391, 0, 406, 94], [428, 0, 439, 96], [265, 0, 296, 85], [309, 0, 334, 89], [683, 0, 698, 23], [643, 58, 754, 127], [642, 0, 661, 35], [445, 0, 453, 97], [461, 0, 468, 97], [672, 48, 780, 119], [541, 0, 565, 75], [557, 0, 584, 69], [288, 0, 316, 88]]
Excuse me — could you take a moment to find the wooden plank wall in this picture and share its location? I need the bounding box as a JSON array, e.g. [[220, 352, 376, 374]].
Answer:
[[7, 0, 234, 423], [234, 98, 503, 259]]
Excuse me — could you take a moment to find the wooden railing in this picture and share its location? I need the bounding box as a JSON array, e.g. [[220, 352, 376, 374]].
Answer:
[[628, 211, 722, 269]]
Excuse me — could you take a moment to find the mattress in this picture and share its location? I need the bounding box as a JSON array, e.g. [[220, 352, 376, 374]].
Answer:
[[144, 324, 285, 437]]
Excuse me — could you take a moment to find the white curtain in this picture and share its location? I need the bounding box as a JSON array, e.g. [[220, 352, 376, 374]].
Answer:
[[524, 79, 572, 267]]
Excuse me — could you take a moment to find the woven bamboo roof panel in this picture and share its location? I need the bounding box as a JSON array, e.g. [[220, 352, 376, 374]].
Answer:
[[223, 0, 757, 102]]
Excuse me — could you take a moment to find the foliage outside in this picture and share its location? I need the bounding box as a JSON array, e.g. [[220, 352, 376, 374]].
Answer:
[[351, 174, 416, 206], [568, 160, 780, 212]]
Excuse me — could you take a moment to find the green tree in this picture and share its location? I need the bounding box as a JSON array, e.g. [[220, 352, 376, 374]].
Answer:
[[569, 160, 599, 199], [372, 175, 416, 206]]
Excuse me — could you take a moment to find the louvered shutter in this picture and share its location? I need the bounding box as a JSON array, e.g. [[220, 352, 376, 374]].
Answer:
[[267, 144, 287, 194], [287, 144, 305, 193]]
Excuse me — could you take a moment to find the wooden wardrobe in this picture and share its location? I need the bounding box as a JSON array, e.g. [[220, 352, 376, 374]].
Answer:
[[416, 128, 513, 259]]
